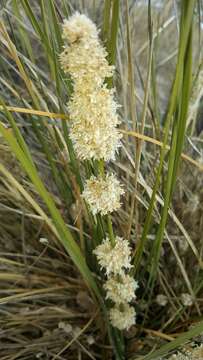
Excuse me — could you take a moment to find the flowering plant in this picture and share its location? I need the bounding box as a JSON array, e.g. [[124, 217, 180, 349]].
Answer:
[[0, 2, 200, 360], [60, 12, 138, 332]]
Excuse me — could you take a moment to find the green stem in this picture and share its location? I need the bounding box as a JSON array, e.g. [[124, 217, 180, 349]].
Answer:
[[107, 214, 115, 246], [102, 0, 112, 42], [98, 159, 105, 177], [131, 0, 196, 275]]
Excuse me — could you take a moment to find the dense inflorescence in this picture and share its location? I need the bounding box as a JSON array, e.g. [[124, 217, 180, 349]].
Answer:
[[60, 12, 121, 162], [94, 236, 137, 330], [60, 12, 138, 331], [82, 174, 124, 216]]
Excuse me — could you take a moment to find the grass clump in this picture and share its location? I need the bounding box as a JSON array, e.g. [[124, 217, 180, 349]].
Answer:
[[0, 1, 203, 359]]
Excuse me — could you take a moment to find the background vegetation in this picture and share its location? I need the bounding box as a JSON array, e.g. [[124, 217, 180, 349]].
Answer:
[[0, 0, 202, 359]]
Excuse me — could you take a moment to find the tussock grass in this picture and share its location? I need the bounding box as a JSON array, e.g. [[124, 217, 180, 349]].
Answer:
[[0, 1, 202, 359]]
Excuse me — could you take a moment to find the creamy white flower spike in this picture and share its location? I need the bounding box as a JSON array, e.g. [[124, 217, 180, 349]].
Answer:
[[82, 174, 124, 215], [60, 12, 122, 161], [60, 13, 114, 87], [109, 303, 136, 331], [104, 274, 138, 303], [60, 13, 137, 332], [93, 236, 132, 275]]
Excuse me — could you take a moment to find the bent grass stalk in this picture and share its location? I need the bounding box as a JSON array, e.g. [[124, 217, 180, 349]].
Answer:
[[0, 105, 202, 171]]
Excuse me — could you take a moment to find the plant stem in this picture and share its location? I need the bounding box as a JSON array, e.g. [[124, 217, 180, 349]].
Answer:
[[98, 159, 105, 177], [107, 214, 115, 246]]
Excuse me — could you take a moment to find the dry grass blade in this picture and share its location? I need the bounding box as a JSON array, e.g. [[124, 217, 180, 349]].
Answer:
[[0, 105, 202, 171]]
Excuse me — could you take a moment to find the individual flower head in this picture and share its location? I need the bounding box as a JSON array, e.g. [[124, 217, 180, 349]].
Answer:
[[104, 274, 138, 303], [181, 293, 193, 307], [82, 174, 124, 215], [60, 13, 122, 161], [93, 236, 132, 275], [109, 303, 136, 330], [60, 40, 114, 88], [68, 85, 120, 127], [62, 12, 98, 44], [70, 120, 122, 161], [60, 13, 114, 87], [156, 294, 168, 307], [68, 86, 121, 160]]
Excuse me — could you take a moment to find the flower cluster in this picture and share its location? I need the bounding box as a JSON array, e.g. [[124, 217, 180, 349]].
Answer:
[[94, 236, 132, 275], [82, 174, 124, 216], [60, 13, 113, 87], [60, 13, 137, 332], [60, 13, 123, 213], [94, 236, 138, 330], [104, 274, 138, 303], [60, 12, 122, 162], [109, 303, 136, 331]]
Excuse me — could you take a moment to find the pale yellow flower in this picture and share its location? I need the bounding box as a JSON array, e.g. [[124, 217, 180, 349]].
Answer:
[[62, 12, 97, 44], [156, 294, 168, 307], [60, 41, 113, 88], [104, 274, 138, 303], [181, 293, 193, 307], [109, 303, 136, 330], [60, 13, 113, 87], [60, 13, 121, 161], [93, 236, 132, 275], [68, 86, 119, 127], [70, 119, 121, 161], [68, 86, 121, 160], [82, 174, 124, 215]]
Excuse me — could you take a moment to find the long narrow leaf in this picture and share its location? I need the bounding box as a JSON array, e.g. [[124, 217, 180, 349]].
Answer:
[[0, 121, 101, 301]]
